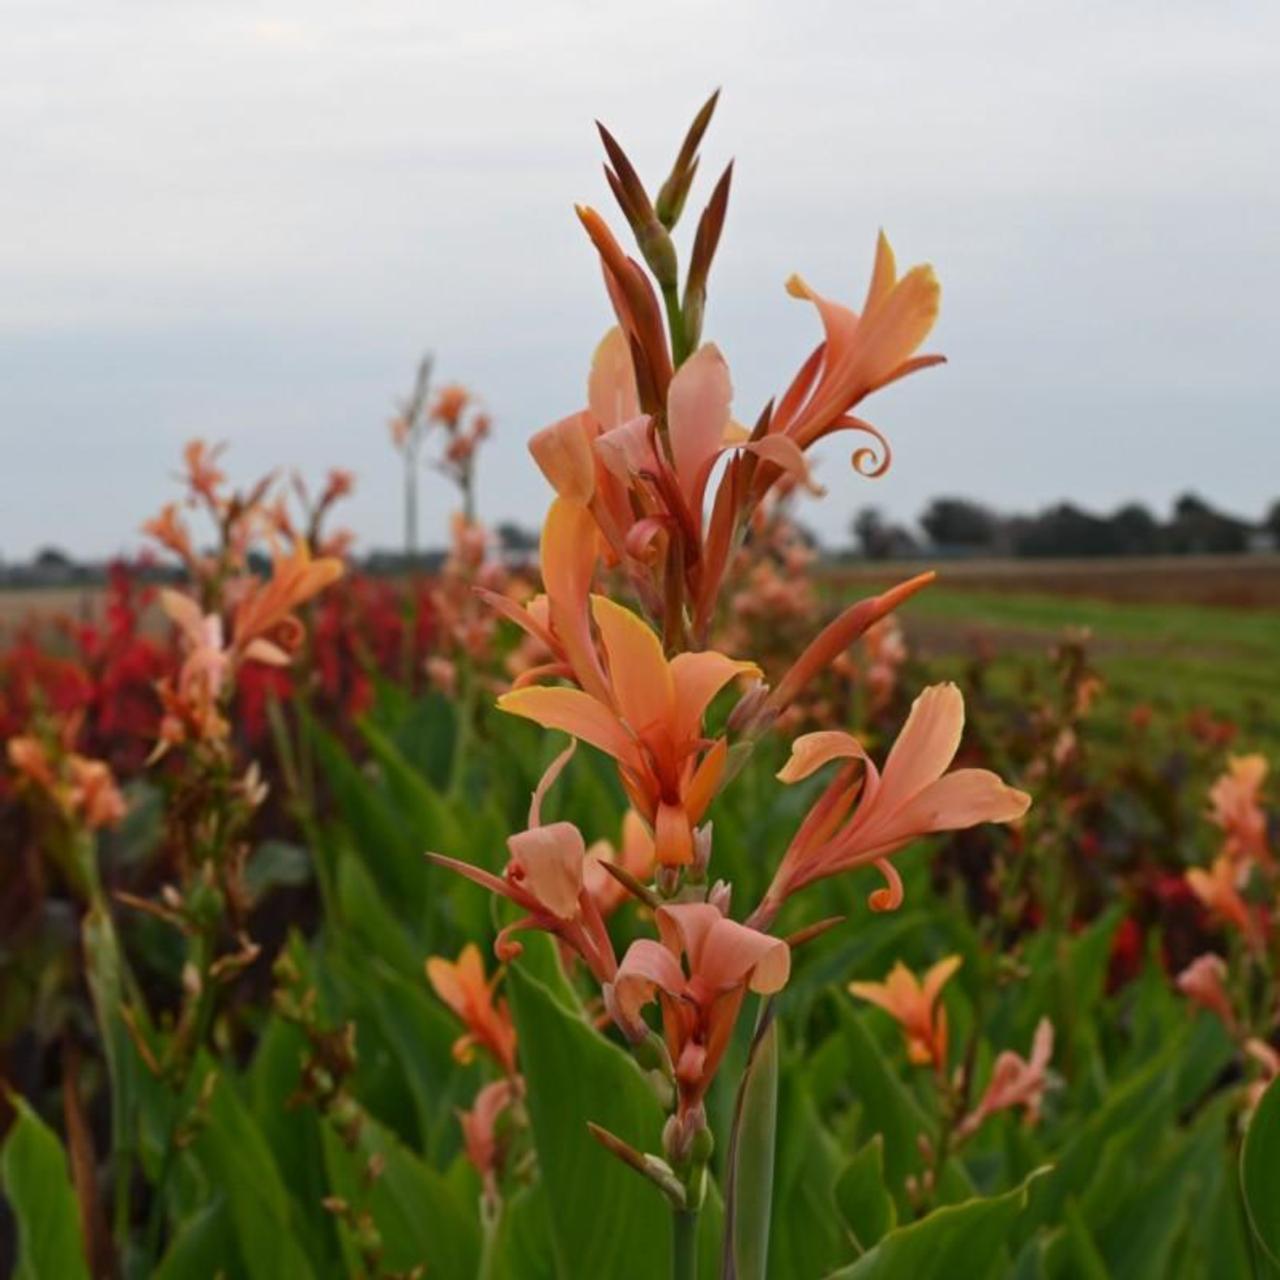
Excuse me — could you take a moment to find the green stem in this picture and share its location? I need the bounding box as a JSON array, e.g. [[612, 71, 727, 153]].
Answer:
[[662, 282, 689, 367], [673, 1205, 699, 1280]]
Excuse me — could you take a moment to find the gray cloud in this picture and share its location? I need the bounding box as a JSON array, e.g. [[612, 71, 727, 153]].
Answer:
[[2, 0, 1277, 558]]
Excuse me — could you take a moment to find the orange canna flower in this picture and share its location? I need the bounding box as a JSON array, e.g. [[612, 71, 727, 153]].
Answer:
[[182, 439, 227, 503], [8, 735, 58, 792], [848, 955, 960, 1073], [750, 684, 1030, 927], [584, 809, 657, 919], [606, 902, 789, 1136], [66, 757, 128, 830], [230, 541, 344, 664], [429, 745, 618, 982], [426, 943, 519, 1076], [768, 233, 944, 470], [498, 592, 759, 867], [431, 383, 471, 428], [458, 1077, 522, 1191], [1175, 953, 1236, 1031], [1186, 855, 1266, 952], [141, 502, 198, 569], [8, 733, 126, 831], [1208, 754, 1270, 868], [957, 1018, 1055, 1139]]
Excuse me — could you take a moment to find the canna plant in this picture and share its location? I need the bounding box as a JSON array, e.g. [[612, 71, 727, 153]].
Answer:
[[429, 91, 1031, 1278]]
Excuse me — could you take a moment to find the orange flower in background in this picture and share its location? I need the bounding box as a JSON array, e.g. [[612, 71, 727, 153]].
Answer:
[[848, 955, 960, 1073], [8, 729, 127, 832], [426, 943, 519, 1076], [499, 593, 759, 867], [750, 683, 1030, 927], [606, 903, 789, 1133], [1208, 754, 1270, 868], [584, 809, 657, 919], [182, 439, 228, 503], [429, 745, 619, 981], [458, 1077, 523, 1191], [1176, 953, 1236, 1031], [231, 541, 345, 663], [767, 233, 943, 473], [431, 382, 471, 428], [141, 503, 197, 570], [7, 735, 57, 792], [66, 756, 129, 830], [957, 1018, 1055, 1139], [1186, 855, 1266, 952]]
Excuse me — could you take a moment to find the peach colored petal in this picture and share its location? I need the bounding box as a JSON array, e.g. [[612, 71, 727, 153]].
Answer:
[[742, 435, 827, 496], [539, 497, 610, 702], [595, 415, 659, 483], [477, 588, 559, 654], [530, 411, 597, 504], [880, 769, 1032, 844], [877, 684, 965, 812], [655, 800, 694, 867], [921, 954, 963, 1006], [863, 229, 897, 312], [528, 740, 577, 828], [609, 938, 687, 1033], [669, 651, 761, 747], [698, 919, 790, 994], [590, 596, 673, 736], [777, 730, 874, 785], [506, 821, 585, 920], [587, 327, 640, 429], [497, 686, 640, 771], [667, 342, 732, 510], [683, 738, 727, 825]]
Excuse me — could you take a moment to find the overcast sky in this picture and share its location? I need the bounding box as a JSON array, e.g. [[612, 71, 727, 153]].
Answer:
[[2, 0, 1277, 558]]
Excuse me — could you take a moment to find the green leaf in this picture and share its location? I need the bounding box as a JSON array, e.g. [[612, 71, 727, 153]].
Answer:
[[190, 1061, 316, 1280], [153, 1196, 239, 1279], [488, 1181, 558, 1280], [0, 1094, 91, 1280], [834, 1136, 897, 1253], [824, 1169, 1049, 1279], [725, 1012, 780, 1279], [835, 1002, 972, 1206], [244, 839, 312, 904], [320, 1107, 481, 1280], [1242, 1074, 1280, 1266], [507, 962, 670, 1279]]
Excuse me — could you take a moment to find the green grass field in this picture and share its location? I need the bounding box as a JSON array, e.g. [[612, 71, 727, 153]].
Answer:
[[900, 587, 1279, 747]]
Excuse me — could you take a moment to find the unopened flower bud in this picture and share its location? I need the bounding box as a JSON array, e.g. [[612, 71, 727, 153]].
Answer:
[[707, 880, 733, 916]]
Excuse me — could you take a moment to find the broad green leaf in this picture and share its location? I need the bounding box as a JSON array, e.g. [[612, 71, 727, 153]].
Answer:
[[244, 839, 312, 904], [835, 1001, 972, 1207], [1242, 1075, 1280, 1266], [0, 1094, 91, 1280], [245, 1013, 341, 1271], [768, 1062, 849, 1277], [725, 1013, 779, 1279], [834, 1136, 897, 1253], [825, 1168, 1049, 1279], [320, 1107, 481, 1280], [153, 1196, 239, 1279], [334, 848, 423, 977], [507, 963, 670, 1279], [190, 1061, 316, 1280], [488, 1181, 558, 1280]]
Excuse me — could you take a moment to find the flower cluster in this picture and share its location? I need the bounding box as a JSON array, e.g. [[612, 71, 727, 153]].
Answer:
[[428, 92, 1030, 1237]]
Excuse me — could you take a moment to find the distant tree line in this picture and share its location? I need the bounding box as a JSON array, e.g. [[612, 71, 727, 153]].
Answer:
[[850, 494, 1280, 560]]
